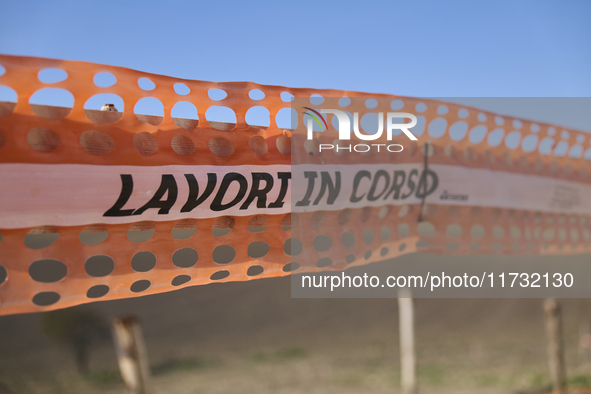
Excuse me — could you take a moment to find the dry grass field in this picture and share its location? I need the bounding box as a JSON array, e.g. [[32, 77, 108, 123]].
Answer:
[[1, 255, 591, 394]]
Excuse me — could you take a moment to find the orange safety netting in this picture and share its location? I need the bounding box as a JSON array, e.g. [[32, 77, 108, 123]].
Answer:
[[0, 54, 589, 315]]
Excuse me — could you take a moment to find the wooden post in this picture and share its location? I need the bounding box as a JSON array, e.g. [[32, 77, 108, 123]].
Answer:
[[112, 316, 151, 394], [544, 298, 566, 394], [398, 287, 417, 394], [579, 319, 590, 367]]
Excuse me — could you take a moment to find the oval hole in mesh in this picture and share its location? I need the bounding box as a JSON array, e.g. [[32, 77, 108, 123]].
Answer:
[[487, 128, 505, 147], [276, 134, 291, 156], [469, 125, 488, 144], [510, 226, 522, 239], [212, 245, 236, 264], [134, 97, 164, 125], [247, 241, 270, 258], [209, 136, 235, 157], [87, 285, 109, 298], [29, 259, 67, 282], [84, 93, 124, 123], [247, 265, 264, 276], [208, 88, 227, 101], [428, 118, 447, 138], [174, 83, 190, 95], [248, 135, 268, 156], [131, 251, 157, 272], [310, 94, 324, 105], [172, 219, 197, 239], [363, 230, 374, 245], [280, 213, 297, 230], [390, 99, 404, 110], [317, 258, 332, 268], [337, 209, 352, 225], [248, 215, 268, 233], [29, 88, 73, 119], [276, 107, 297, 129], [94, 72, 116, 87], [133, 132, 158, 155], [79, 224, 108, 245], [449, 121, 468, 141], [521, 134, 539, 153], [27, 127, 61, 152], [80, 130, 114, 155], [341, 232, 355, 248], [205, 106, 236, 130], [313, 235, 332, 252], [172, 101, 199, 129], [172, 248, 198, 268], [212, 216, 235, 237], [284, 238, 302, 256], [85, 255, 114, 277], [283, 262, 300, 272], [249, 89, 265, 100], [33, 292, 60, 306], [417, 222, 435, 237], [398, 205, 411, 217], [505, 131, 522, 150], [446, 224, 462, 238], [127, 222, 155, 243], [171, 135, 195, 155], [245, 106, 270, 128], [542, 228, 555, 241], [172, 275, 191, 286], [25, 226, 59, 249], [280, 92, 294, 102], [471, 225, 485, 239], [138, 77, 155, 91], [365, 98, 378, 109], [130, 280, 151, 293], [310, 211, 326, 228], [492, 225, 505, 239], [398, 223, 410, 237], [339, 97, 352, 107], [211, 270, 230, 280]]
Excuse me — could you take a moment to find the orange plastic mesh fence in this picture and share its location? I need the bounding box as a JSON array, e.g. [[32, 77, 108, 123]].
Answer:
[[0, 54, 589, 315]]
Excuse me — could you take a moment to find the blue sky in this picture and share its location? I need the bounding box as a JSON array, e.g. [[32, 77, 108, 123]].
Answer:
[[1, 0, 589, 97], [0, 0, 589, 128]]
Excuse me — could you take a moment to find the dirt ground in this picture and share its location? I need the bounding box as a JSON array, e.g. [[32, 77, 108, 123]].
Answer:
[[1, 257, 591, 394]]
